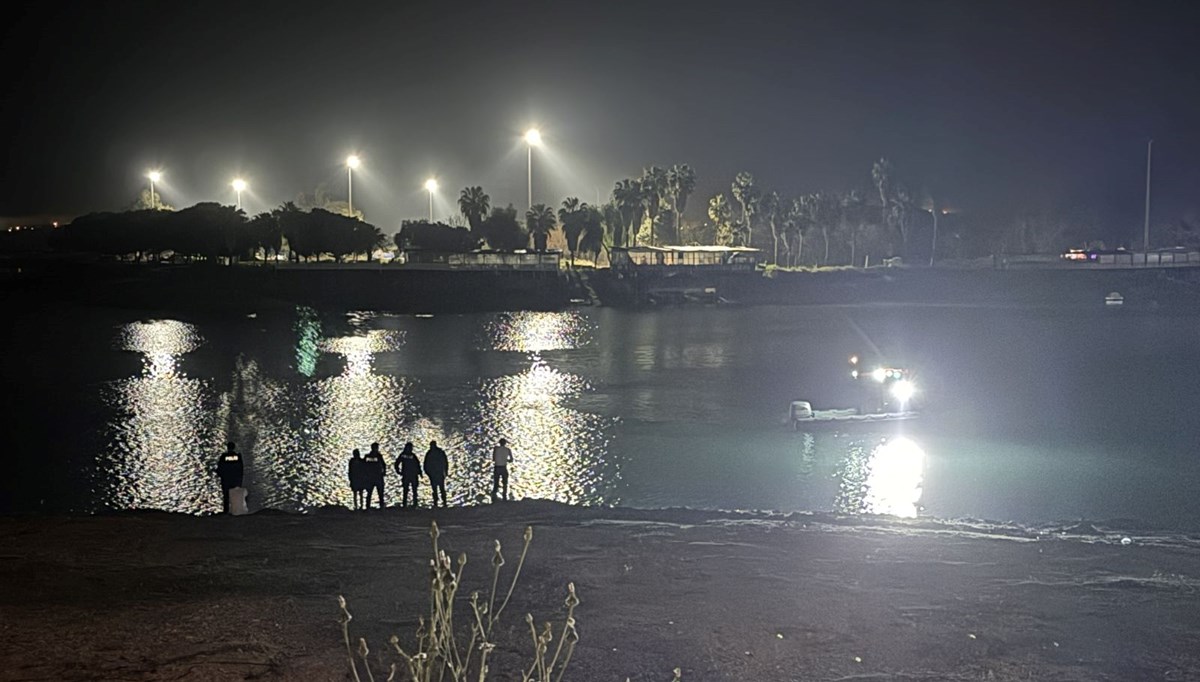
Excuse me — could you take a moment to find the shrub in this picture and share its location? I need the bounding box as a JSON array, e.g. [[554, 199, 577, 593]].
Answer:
[[339, 522, 579, 682]]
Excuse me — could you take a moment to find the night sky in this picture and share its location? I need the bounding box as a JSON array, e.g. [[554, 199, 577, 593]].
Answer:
[[3, 0, 1197, 239]]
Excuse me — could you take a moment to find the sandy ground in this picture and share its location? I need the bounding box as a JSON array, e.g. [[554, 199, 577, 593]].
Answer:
[[2, 502, 1200, 681]]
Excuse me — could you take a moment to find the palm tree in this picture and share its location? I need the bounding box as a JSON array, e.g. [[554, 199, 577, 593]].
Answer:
[[458, 186, 490, 235], [802, 193, 839, 266], [640, 166, 668, 246], [890, 183, 914, 255], [762, 191, 782, 265], [731, 172, 759, 247], [525, 203, 556, 252], [923, 189, 940, 267], [558, 198, 591, 267], [599, 202, 622, 259], [708, 194, 733, 246], [841, 190, 866, 267], [666, 164, 696, 245], [579, 205, 607, 264], [871, 158, 892, 220], [612, 179, 642, 247], [783, 198, 805, 267]]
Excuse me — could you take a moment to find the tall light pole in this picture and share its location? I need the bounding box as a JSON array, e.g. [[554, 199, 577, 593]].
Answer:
[[1143, 139, 1153, 258], [423, 178, 439, 222], [147, 170, 162, 210], [524, 128, 542, 210], [346, 155, 361, 218], [231, 178, 247, 210]]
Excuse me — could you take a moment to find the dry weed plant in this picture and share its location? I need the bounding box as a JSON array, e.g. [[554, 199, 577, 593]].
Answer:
[[339, 521, 580, 682]]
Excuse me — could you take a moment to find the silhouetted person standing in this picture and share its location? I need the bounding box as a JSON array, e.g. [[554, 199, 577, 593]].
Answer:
[[491, 438, 513, 500], [363, 443, 386, 509], [424, 440, 449, 508], [215, 442, 244, 514], [395, 441, 422, 508], [348, 449, 365, 510]]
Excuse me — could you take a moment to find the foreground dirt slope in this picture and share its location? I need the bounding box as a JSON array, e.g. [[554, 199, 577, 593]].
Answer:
[[2, 502, 1199, 681]]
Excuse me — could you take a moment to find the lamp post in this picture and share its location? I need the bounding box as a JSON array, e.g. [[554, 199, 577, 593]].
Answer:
[[147, 170, 162, 210], [231, 178, 246, 210], [346, 155, 361, 218], [524, 128, 542, 210], [424, 178, 438, 222], [1143, 139, 1153, 261]]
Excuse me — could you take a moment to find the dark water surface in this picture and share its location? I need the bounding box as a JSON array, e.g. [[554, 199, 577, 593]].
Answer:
[[4, 303, 1199, 528]]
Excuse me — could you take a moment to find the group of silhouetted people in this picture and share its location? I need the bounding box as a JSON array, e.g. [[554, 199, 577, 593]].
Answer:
[[216, 437, 515, 515], [348, 440, 454, 509]]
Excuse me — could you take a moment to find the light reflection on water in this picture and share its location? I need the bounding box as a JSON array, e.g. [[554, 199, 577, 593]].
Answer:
[[485, 310, 593, 352], [254, 326, 413, 510], [100, 320, 225, 513], [460, 355, 616, 505], [232, 309, 610, 511], [834, 435, 926, 518], [99, 311, 910, 517]]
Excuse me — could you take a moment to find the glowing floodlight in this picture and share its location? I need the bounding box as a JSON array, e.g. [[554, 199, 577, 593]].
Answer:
[[231, 178, 247, 209], [424, 177, 438, 221], [346, 155, 362, 218], [890, 379, 916, 404], [524, 128, 542, 146], [146, 170, 164, 210]]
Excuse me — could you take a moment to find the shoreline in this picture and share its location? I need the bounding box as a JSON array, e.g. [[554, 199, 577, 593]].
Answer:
[[4, 260, 1199, 315], [4, 501, 1199, 680]]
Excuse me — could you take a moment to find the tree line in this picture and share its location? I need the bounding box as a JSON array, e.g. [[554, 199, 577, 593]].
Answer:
[[52, 157, 1179, 266], [62, 203, 384, 263]]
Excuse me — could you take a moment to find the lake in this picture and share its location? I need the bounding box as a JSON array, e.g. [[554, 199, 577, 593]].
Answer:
[[4, 302, 1199, 529]]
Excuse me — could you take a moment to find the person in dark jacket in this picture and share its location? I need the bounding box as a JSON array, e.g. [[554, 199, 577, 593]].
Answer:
[[348, 449, 365, 510], [362, 443, 386, 509], [215, 442, 244, 514], [394, 441, 422, 508], [423, 440, 449, 508]]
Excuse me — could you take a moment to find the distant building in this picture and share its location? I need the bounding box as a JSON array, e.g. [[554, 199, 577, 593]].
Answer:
[[609, 245, 761, 271]]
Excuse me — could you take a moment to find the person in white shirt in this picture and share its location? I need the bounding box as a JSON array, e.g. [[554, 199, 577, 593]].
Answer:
[[490, 438, 513, 500]]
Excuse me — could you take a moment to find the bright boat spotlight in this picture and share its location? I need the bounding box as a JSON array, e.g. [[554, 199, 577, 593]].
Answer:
[[346, 155, 361, 169], [424, 178, 438, 192], [231, 178, 247, 193], [524, 128, 542, 146], [890, 379, 916, 404]]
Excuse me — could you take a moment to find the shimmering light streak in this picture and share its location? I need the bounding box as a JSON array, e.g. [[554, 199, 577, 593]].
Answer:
[[486, 310, 592, 352], [256, 329, 410, 509], [462, 357, 615, 504], [294, 306, 320, 377], [101, 320, 224, 513]]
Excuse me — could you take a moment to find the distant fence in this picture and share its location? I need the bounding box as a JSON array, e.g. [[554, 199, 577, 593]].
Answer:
[[1002, 250, 1200, 269], [263, 250, 562, 272]]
